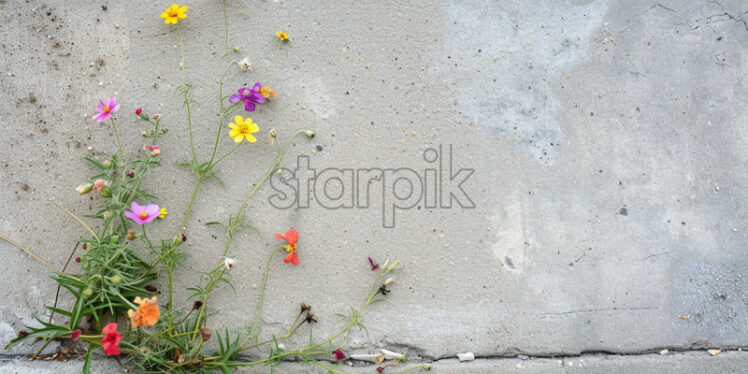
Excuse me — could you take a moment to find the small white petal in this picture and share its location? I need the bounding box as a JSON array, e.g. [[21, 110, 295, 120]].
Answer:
[[457, 352, 475, 362]]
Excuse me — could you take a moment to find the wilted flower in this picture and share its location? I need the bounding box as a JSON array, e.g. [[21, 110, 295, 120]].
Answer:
[[223, 257, 237, 270], [76, 183, 93, 195], [127, 230, 137, 240], [368, 257, 379, 271], [124, 202, 160, 225], [92, 97, 119, 122], [70, 329, 81, 341], [229, 83, 266, 112], [144, 145, 161, 156], [92, 179, 108, 191], [266, 128, 278, 146], [238, 56, 252, 71], [333, 349, 346, 361], [161, 4, 187, 24], [200, 327, 212, 341]]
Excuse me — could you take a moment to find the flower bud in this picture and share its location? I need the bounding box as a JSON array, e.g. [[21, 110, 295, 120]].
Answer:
[[233, 46, 240, 52], [162, 127, 169, 134], [75, 257, 81, 263], [110, 236, 119, 244], [76, 183, 93, 195], [83, 288, 93, 297], [102, 160, 113, 168], [82, 243, 87, 250], [110, 275, 121, 284], [303, 130, 315, 138], [152, 114, 160, 120], [385, 260, 399, 274], [126, 170, 135, 178], [384, 277, 395, 286], [179, 62, 184, 70], [102, 211, 112, 219], [135, 108, 142, 115], [98, 185, 112, 198], [276, 169, 282, 175], [141, 131, 148, 137], [200, 327, 211, 341]]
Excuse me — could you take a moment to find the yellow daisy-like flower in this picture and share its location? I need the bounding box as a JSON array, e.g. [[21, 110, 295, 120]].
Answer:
[[158, 208, 167, 219], [276, 31, 289, 41], [229, 116, 259, 143], [161, 4, 187, 24]]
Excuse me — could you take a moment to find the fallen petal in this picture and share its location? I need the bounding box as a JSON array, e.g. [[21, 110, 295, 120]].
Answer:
[[375, 348, 403, 360], [349, 354, 384, 363], [457, 352, 475, 362]]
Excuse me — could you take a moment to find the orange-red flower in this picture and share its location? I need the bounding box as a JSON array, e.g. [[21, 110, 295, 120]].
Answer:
[[127, 296, 161, 328], [275, 229, 299, 265]]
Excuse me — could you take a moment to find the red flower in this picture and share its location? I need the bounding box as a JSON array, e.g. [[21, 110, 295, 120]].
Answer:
[[333, 349, 345, 361], [368, 256, 379, 271], [275, 229, 299, 265], [377, 367, 385, 373], [101, 323, 121, 356], [135, 108, 142, 115], [70, 329, 81, 341], [75, 257, 81, 263]]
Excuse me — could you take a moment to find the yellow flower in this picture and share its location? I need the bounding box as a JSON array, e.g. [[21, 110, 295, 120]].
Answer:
[[276, 31, 289, 41], [158, 208, 167, 219], [229, 116, 259, 143], [161, 4, 187, 24], [260, 86, 277, 99]]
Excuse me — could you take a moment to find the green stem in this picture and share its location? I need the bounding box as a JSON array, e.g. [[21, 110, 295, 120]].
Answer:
[[177, 24, 197, 167], [250, 246, 282, 334], [207, 61, 238, 167], [110, 117, 124, 159], [211, 143, 241, 168]]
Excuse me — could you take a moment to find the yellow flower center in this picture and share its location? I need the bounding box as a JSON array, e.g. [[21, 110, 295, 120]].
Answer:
[[238, 124, 250, 134], [139, 211, 148, 219], [168, 9, 179, 17], [103, 106, 110, 113]]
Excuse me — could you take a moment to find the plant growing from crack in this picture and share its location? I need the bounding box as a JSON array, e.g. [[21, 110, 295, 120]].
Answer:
[[2, 3, 428, 374]]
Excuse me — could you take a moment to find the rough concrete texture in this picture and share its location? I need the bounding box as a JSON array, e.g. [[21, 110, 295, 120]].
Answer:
[[1, 0, 747, 372]]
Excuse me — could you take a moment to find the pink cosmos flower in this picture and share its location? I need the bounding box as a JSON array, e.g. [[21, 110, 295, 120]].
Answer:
[[124, 202, 160, 225], [93, 97, 120, 122]]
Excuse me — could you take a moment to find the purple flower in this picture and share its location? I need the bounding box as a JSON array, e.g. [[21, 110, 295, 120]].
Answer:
[[124, 202, 160, 225], [229, 83, 266, 112], [93, 97, 120, 122]]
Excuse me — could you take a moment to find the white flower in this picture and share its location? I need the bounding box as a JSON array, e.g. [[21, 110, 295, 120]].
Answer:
[[238, 57, 252, 71], [223, 257, 237, 270]]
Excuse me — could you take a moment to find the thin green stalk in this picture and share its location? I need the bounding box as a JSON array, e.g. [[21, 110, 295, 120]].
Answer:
[[250, 245, 282, 333], [211, 143, 241, 168], [177, 24, 197, 167], [110, 117, 124, 159], [207, 61, 238, 167]]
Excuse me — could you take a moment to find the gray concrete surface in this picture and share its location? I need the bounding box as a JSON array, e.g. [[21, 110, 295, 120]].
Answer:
[[1, 0, 747, 372]]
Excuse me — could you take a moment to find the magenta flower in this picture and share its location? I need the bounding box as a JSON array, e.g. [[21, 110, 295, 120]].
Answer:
[[92, 97, 120, 122], [229, 83, 266, 112], [124, 202, 160, 225]]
